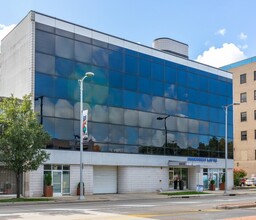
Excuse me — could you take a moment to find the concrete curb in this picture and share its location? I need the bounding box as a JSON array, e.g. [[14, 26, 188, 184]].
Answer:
[[216, 202, 256, 209]]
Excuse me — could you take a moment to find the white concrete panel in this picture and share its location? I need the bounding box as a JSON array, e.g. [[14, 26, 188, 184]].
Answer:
[[108, 36, 124, 48], [93, 166, 117, 194], [123, 41, 139, 51], [92, 31, 109, 43], [137, 45, 152, 56], [55, 19, 75, 33], [74, 26, 92, 38], [35, 13, 56, 27], [70, 165, 80, 196], [118, 166, 168, 193], [46, 150, 234, 170], [84, 165, 93, 194], [151, 49, 166, 60], [70, 165, 93, 195], [29, 165, 44, 197]]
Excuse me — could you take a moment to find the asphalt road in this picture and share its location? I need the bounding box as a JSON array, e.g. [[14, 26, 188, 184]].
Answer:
[[1, 194, 256, 220]]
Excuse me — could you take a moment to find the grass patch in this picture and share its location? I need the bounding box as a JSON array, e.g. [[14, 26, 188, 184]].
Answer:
[[161, 191, 210, 196], [0, 198, 52, 203]]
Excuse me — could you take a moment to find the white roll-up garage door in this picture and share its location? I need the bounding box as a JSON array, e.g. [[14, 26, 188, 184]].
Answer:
[[93, 166, 117, 194]]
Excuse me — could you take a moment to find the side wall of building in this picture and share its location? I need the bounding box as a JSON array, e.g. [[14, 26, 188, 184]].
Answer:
[[0, 13, 34, 98]]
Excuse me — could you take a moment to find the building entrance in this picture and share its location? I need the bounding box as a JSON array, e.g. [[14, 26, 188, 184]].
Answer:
[[169, 167, 188, 190]]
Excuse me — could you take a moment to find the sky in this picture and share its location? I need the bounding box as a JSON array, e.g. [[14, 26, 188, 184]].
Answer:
[[0, 0, 256, 68]]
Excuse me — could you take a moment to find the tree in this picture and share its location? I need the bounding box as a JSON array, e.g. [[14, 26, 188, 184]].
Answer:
[[0, 94, 50, 198], [233, 168, 247, 186]]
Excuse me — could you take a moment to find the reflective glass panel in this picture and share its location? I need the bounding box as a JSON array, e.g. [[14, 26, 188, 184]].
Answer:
[[74, 41, 92, 63], [138, 77, 152, 94], [139, 59, 151, 78], [109, 125, 124, 144], [124, 109, 138, 126], [55, 35, 74, 59], [55, 118, 74, 140], [109, 71, 123, 89], [92, 46, 109, 67], [108, 88, 123, 107], [36, 53, 55, 75], [91, 123, 108, 142], [124, 75, 137, 91], [123, 91, 138, 109], [138, 94, 152, 111], [109, 107, 124, 124], [124, 127, 139, 145], [152, 96, 164, 113], [92, 105, 109, 123], [36, 30, 55, 54], [151, 62, 164, 81], [55, 57, 75, 78], [125, 54, 138, 75], [139, 128, 152, 146]]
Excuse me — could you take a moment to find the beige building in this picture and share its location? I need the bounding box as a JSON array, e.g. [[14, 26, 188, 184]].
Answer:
[[223, 57, 256, 178]]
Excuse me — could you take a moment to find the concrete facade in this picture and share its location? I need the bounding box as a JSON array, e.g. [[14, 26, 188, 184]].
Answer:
[[223, 59, 256, 178]]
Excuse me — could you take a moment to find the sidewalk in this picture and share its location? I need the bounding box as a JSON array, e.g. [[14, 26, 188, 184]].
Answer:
[[1, 188, 256, 208]]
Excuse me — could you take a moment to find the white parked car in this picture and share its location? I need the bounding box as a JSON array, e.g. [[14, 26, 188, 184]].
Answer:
[[245, 178, 256, 186]]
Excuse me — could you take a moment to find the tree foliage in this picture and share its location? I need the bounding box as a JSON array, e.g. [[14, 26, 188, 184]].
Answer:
[[233, 168, 247, 186], [0, 94, 50, 198]]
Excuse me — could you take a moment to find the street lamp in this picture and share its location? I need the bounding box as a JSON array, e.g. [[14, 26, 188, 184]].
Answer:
[[157, 114, 187, 155], [224, 102, 240, 195], [157, 115, 170, 155], [78, 72, 94, 200], [35, 96, 43, 124]]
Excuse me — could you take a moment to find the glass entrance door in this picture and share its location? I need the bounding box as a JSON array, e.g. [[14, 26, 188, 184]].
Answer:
[[52, 171, 62, 196], [169, 169, 174, 189]]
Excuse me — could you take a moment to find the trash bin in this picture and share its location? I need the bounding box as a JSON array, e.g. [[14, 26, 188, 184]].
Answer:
[[179, 180, 184, 190]]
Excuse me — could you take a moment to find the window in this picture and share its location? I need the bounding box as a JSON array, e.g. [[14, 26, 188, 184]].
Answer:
[[240, 73, 246, 84], [255, 130, 256, 139], [254, 110, 256, 120], [240, 92, 247, 103], [254, 71, 256, 81], [254, 90, 256, 100], [241, 131, 247, 141], [240, 112, 247, 122]]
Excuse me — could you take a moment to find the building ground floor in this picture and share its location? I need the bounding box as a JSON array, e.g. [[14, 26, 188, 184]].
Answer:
[[1, 150, 234, 197]]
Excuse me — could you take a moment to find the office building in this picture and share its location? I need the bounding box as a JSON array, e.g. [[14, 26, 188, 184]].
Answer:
[[0, 11, 233, 197]]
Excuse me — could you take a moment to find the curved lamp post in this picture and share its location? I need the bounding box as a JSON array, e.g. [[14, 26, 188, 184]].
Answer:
[[157, 114, 187, 155], [157, 115, 170, 155], [224, 102, 239, 195], [78, 72, 94, 200]]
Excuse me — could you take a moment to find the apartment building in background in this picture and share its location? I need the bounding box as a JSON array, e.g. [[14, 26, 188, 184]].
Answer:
[[223, 57, 256, 178]]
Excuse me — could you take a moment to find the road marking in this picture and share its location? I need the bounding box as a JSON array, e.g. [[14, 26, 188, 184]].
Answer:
[[118, 204, 156, 207], [168, 201, 201, 204]]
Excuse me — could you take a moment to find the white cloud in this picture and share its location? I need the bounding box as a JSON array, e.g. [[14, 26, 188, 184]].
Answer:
[[238, 44, 248, 50], [0, 24, 16, 46], [239, 32, 247, 40], [195, 43, 246, 68], [216, 28, 226, 36]]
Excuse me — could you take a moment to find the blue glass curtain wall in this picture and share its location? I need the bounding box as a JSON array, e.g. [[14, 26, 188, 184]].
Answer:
[[34, 23, 233, 158]]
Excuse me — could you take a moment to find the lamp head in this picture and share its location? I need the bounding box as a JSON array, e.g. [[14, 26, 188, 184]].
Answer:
[[157, 117, 164, 120], [233, 102, 240, 105], [85, 72, 94, 78]]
